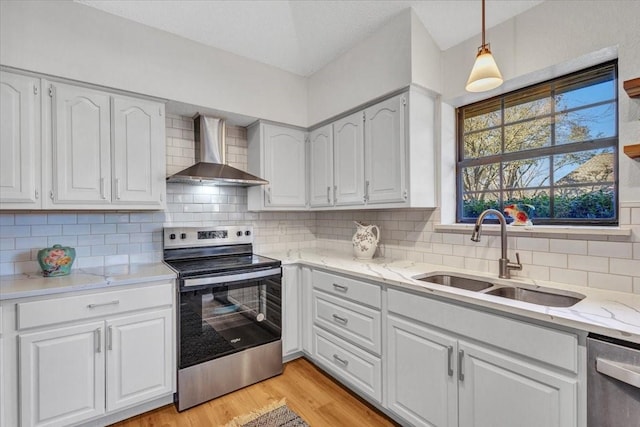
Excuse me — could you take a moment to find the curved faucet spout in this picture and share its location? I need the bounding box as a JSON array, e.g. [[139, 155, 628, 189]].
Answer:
[[470, 209, 521, 279]]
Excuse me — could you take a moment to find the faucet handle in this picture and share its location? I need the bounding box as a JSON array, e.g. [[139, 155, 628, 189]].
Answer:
[[508, 252, 523, 272]]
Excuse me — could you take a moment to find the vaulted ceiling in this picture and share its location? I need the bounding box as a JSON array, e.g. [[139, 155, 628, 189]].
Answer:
[[76, 0, 543, 77]]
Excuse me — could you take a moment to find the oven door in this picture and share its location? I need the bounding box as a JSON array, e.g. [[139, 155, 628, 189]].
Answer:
[[178, 267, 282, 370]]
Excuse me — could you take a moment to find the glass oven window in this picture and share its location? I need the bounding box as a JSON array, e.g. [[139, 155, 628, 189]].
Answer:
[[179, 275, 282, 369]]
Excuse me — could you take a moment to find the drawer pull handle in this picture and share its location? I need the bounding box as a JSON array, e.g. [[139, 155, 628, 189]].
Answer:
[[333, 354, 349, 367], [332, 283, 348, 292], [95, 328, 101, 353], [458, 350, 465, 381], [332, 314, 349, 325], [447, 345, 454, 376], [87, 300, 120, 309]]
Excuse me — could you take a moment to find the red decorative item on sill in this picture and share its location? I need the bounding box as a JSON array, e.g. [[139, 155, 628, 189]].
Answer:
[[504, 204, 535, 226]]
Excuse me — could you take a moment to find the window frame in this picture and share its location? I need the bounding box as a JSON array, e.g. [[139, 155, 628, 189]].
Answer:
[[456, 60, 619, 226]]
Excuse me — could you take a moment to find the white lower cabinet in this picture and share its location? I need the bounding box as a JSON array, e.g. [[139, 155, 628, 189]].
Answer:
[[386, 287, 579, 427], [457, 341, 577, 427], [3, 282, 175, 427], [20, 322, 106, 427], [105, 309, 172, 412], [387, 315, 458, 427]]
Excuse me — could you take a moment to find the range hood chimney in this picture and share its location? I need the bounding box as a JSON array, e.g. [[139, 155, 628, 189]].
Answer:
[[166, 115, 268, 186]]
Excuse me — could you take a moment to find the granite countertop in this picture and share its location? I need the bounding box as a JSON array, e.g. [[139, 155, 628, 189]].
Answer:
[[0, 262, 176, 300], [265, 248, 640, 344]]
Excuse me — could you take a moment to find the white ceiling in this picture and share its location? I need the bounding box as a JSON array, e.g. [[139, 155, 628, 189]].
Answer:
[[76, 0, 543, 77]]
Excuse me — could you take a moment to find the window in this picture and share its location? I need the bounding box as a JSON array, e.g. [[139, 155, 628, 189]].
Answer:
[[457, 61, 618, 225]]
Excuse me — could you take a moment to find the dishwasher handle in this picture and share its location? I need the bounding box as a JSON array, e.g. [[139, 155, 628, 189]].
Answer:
[[596, 357, 640, 389]]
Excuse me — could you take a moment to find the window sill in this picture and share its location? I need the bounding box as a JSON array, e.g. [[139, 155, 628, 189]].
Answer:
[[434, 223, 632, 238]]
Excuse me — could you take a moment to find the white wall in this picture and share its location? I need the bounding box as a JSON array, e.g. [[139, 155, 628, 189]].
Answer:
[[410, 10, 442, 93], [0, 0, 308, 127], [440, 0, 640, 204], [306, 9, 413, 125]]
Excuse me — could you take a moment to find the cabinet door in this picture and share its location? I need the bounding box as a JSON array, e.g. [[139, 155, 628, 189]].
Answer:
[[458, 341, 577, 427], [387, 315, 458, 427], [333, 111, 365, 206], [112, 96, 165, 207], [308, 124, 334, 207], [49, 82, 111, 205], [364, 94, 406, 204], [106, 309, 173, 412], [300, 267, 314, 354], [282, 265, 300, 357], [19, 322, 105, 427], [263, 124, 307, 207], [0, 72, 41, 208]]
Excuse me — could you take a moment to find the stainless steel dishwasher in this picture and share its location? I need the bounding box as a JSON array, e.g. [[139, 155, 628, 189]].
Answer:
[[587, 334, 640, 426]]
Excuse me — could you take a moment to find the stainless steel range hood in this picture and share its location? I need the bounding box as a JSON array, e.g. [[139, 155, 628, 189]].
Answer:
[[167, 115, 268, 186]]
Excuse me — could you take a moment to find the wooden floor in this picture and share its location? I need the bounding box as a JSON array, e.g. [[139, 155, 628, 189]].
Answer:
[[112, 358, 398, 427]]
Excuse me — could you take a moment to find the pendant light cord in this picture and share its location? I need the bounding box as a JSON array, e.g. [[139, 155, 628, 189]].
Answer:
[[482, 0, 486, 47]]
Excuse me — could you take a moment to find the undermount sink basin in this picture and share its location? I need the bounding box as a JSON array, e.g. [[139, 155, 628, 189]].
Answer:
[[415, 274, 494, 292], [485, 286, 585, 308]]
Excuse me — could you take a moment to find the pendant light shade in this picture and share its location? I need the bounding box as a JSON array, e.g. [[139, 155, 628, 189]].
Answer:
[[465, 0, 503, 92]]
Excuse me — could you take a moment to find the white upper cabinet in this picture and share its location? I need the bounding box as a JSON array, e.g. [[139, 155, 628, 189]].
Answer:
[[333, 111, 365, 206], [247, 122, 307, 210], [0, 71, 41, 209], [308, 124, 334, 207], [41, 79, 166, 210], [364, 94, 406, 204], [48, 81, 112, 206], [111, 95, 165, 206]]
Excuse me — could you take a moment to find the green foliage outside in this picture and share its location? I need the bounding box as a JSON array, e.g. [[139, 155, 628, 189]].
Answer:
[[462, 189, 615, 221]]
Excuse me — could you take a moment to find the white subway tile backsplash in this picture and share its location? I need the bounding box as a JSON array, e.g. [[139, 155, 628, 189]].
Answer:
[[15, 237, 48, 250], [0, 214, 15, 225], [549, 268, 588, 286], [588, 272, 633, 293], [588, 241, 633, 259], [77, 213, 105, 224], [549, 239, 588, 255], [48, 236, 78, 247], [47, 214, 78, 224], [60, 224, 90, 235], [77, 235, 104, 246], [32, 225, 62, 236], [91, 245, 118, 256], [609, 258, 640, 277], [15, 214, 48, 225], [568, 255, 609, 273], [0, 226, 30, 238], [0, 239, 15, 250], [516, 237, 549, 252], [532, 252, 567, 269]]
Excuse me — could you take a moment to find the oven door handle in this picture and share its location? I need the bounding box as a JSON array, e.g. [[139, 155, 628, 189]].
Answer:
[[183, 267, 281, 287], [596, 357, 640, 389]]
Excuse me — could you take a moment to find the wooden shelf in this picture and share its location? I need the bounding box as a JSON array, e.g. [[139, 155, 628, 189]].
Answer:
[[623, 78, 640, 98], [624, 144, 640, 160]]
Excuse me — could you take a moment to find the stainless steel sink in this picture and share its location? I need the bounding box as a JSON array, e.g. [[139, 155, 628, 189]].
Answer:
[[484, 286, 585, 307], [415, 274, 494, 292]]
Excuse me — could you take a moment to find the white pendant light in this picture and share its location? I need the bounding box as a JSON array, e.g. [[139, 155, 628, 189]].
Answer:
[[466, 0, 503, 92]]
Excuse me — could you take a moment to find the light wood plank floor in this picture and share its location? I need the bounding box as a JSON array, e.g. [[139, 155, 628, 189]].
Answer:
[[111, 358, 398, 427]]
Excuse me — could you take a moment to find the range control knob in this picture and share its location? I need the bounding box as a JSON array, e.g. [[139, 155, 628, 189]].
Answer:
[[180, 233, 187, 239], [236, 231, 243, 237], [169, 233, 176, 240], [245, 230, 251, 236]]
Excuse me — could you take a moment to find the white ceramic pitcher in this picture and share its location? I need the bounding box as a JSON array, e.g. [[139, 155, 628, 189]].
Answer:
[[352, 221, 380, 259]]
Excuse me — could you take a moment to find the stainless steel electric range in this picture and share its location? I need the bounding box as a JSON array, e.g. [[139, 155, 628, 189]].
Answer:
[[163, 225, 283, 411]]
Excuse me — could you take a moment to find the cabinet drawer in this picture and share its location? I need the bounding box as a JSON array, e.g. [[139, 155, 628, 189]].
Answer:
[[312, 270, 381, 309], [388, 288, 578, 372], [17, 283, 173, 330], [313, 290, 381, 354], [313, 326, 382, 402]]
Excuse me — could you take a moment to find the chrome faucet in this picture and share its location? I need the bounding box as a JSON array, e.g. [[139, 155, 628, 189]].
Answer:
[[471, 209, 522, 279]]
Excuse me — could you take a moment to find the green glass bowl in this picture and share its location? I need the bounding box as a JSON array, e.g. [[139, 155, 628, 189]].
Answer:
[[37, 244, 76, 277]]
